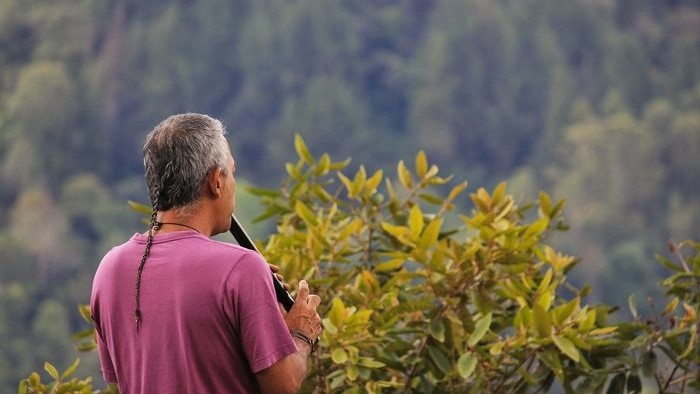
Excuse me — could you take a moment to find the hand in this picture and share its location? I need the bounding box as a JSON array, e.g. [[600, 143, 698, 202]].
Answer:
[[269, 264, 291, 291], [284, 280, 322, 340]]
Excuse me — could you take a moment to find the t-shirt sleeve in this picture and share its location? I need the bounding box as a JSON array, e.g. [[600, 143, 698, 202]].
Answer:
[[225, 252, 297, 373], [90, 295, 117, 383]]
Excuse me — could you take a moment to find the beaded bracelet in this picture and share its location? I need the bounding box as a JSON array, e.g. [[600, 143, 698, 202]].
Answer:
[[290, 330, 318, 353]]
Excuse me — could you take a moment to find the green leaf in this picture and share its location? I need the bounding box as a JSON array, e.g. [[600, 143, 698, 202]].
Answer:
[[552, 297, 579, 325], [72, 328, 94, 340], [358, 358, 386, 369], [538, 349, 563, 379], [492, 181, 507, 204], [285, 162, 300, 178], [468, 313, 492, 347], [424, 165, 440, 179], [351, 166, 367, 197], [539, 191, 552, 217], [329, 157, 351, 171], [457, 353, 477, 379], [346, 365, 359, 381], [76, 342, 97, 352], [419, 218, 443, 249], [315, 153, 331, 176], [552, 335, 580, 362], [18, 379, 29, 394], [312, 184, 333, 202], [661, 297, 678, 316], [419, 193, 445, 206], [332, 349, 348, 364], [489, 341, 505, 356], [397, 160, 413, 189], [408, 204, 424, 238], [628, 294, 638, 320], [294, 134, 314, 164], [470, 188, 491, 212], [78, 304, 92, 323], [375, 259, 405, 272], [430, 318, 446, 342], [550, 198, 566, 218], [365, 169, 383, 192], [44, 362, 59, 381], [416, 151, 428, 178], [428, 346, 452, 374], [338, 172, 354, 197], [656, 254, 684, 272], [532, 303, 552, 337], [579, 308, 597, 331], [322, 318, 338, 335], [536, 268, 553, 298], [380, 222, 410, 244], [127, 200, 152, 215], [60, 358, 80, 381], [524, 217, 550, 239], [254, 204, 288, 223], [328, 298, 346, 328], [294, 200, 318, 226], [245, 186, 281, 198], [447, 181, 468, 203]]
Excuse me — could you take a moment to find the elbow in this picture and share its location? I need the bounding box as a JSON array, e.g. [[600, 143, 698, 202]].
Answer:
[[258, 353, 308, 394], [279, 362, 307, 394], [262, 377, 302, 394]]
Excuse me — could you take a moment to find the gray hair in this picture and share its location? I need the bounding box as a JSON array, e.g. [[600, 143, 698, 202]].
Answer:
[[143, 113, 230, 212]]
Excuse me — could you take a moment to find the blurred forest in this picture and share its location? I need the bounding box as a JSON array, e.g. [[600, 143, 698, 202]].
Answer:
[[0, 0, 699, 391]]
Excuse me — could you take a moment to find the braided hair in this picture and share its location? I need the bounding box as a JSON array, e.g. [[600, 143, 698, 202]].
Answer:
[[134, 194, 159, 331]]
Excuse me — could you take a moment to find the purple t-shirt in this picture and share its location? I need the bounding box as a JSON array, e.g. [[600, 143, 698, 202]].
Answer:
[[90, 231, 297, 393]]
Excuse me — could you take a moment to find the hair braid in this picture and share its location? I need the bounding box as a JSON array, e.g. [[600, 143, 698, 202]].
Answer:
[[135, 194, 160, 331]]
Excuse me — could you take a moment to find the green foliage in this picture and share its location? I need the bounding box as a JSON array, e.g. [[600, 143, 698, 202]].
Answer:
[[19, 359, 86, 394], [17, 305, 113, 394], [244, 137, 700, 393]]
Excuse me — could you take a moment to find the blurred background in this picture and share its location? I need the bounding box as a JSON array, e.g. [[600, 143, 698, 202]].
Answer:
[[0, 0, 699, 390]]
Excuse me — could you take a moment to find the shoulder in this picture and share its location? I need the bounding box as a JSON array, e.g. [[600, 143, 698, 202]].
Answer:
[[194, 236, 265, 265], [94, 234, 142, 273]]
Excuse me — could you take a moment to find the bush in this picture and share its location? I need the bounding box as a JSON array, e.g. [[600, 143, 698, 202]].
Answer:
[[251, 136, 698, 393]]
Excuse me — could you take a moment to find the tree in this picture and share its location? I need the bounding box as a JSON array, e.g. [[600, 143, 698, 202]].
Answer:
[[6, 62, 80, 185], [547, 92, 666, 307], [275, 75, 373, 169]]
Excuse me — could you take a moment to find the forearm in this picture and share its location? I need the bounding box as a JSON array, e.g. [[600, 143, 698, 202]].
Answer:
[[257, 338, 312, 394], [287, 336, 312, 384]]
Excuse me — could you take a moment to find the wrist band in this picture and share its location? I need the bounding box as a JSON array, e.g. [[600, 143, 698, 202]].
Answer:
[[291, 330, 318, 353]]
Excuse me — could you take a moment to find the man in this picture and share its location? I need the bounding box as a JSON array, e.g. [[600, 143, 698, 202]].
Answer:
[[91, 113, 322, 393]]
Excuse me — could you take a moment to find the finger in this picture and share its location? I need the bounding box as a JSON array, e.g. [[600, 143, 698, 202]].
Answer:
[[296, 280, 309, 304], [307, 294, 321, 309], [269, 264, 280, 273], [275, 273, 284, 282]]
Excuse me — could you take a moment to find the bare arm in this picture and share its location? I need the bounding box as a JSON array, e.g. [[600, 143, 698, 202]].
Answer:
[[256, 280, 322, 394]]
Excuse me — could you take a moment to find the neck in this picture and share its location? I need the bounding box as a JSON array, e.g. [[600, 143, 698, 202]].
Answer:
[[154, 211, 212, 236]]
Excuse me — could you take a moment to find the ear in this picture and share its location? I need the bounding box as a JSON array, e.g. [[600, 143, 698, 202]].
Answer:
[[206, 167, 224, 198]]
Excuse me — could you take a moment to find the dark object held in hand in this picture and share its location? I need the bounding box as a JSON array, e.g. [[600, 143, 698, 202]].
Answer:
[[229, 215, 295, 312]]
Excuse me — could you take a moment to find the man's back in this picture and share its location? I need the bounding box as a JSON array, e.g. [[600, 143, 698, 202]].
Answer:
[[91, 230, 297, 393]]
